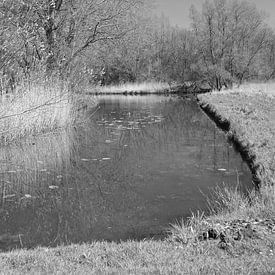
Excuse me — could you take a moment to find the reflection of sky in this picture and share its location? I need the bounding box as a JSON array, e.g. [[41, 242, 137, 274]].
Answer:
[[154, 0, 275, 28]]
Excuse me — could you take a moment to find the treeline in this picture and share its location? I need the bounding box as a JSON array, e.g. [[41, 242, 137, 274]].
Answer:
[[0, 0, 147, 92], [1, 0, 275, 92]]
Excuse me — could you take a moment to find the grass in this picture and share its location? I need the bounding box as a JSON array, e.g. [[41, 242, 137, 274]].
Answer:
[[199, 82, 275, 186], [0, 82, 275, 273], [169, 184, 275, 241], [232, 82, 275, 97], [85, 81, 173, 95], [0, 238, 274, 274]]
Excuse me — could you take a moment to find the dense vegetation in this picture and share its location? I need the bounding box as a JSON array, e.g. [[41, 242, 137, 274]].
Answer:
[[1, 0, 275, 93]]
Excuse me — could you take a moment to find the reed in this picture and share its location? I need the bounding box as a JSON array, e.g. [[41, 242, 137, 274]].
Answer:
[[87, 81, 171, 94], [0, 81, 78, 145]]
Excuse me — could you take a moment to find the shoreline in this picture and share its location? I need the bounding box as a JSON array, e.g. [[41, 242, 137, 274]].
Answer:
[[198, 98, 261, 188], [197, 89, 275, 187], [0, 87, 274, 274]]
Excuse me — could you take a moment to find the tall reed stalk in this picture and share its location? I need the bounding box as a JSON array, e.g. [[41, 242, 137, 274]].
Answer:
[[0, 81, 74, 145]]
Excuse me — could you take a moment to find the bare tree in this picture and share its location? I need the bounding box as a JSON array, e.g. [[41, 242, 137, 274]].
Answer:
[[0, 0, 145, 89], [190, 0, 271, 90]]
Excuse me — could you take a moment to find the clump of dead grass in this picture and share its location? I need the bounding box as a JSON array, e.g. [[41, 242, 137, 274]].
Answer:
[[169, 212, 207, 244], [210, 184, 275, 220], [170, 184, 275, 244]]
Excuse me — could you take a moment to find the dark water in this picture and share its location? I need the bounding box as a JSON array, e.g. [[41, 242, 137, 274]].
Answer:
[[0, 95, 252, 250]]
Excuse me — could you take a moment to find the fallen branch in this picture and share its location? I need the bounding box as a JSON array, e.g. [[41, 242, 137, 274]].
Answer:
[[0, 93, 69, 121]]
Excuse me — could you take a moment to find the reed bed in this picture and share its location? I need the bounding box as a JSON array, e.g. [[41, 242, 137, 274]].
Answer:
[[0, 129, 73, 193], [87, 81, 171, 94], [0, 82, 91, 145]]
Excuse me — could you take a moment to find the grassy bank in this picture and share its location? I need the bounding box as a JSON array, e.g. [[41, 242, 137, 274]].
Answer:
[[0, 83, 275, 274], [198, 83, 275, 186]]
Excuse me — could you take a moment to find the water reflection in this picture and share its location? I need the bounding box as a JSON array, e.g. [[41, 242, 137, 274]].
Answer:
[[0, 95, 252, 250]]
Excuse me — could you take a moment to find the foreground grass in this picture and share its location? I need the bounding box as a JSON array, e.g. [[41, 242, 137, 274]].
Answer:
[[0, 237, 275, 274], [0, 83, 275, 274]]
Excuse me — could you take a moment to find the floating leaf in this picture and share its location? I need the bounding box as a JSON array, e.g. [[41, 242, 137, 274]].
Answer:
[[3, 194, 16, 199], [49, 185, 59, 190]]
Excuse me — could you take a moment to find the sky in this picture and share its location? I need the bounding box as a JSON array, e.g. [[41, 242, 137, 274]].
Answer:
[[155, 0, 275, 29]]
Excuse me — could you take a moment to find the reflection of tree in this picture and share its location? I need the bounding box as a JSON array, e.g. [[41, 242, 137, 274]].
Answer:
[[0, 96, 251, 250]]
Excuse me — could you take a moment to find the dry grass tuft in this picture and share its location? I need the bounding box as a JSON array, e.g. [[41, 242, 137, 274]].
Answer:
[[170, 185, 275, 244], [210, 185, 275, 220], [169, 212, 207, 244]]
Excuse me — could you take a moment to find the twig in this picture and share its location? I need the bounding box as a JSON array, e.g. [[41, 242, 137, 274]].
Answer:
[[0, 95, 69, 121]]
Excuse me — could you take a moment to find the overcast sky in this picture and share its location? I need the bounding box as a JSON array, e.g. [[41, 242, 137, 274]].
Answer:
[[155, 0, 275, 29]]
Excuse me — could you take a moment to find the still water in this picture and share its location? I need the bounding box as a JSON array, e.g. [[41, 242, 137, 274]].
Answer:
[[0, 95, 252, 250]]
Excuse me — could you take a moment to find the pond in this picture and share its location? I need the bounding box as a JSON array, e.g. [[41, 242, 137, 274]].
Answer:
[[0, 95, 252, 250]]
